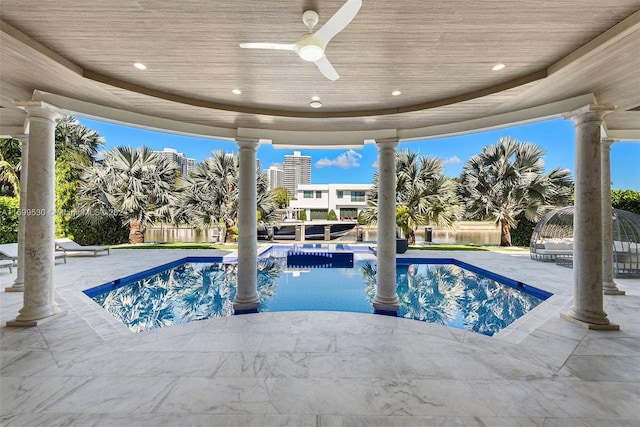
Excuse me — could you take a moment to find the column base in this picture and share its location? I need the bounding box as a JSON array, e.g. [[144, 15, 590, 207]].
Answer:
[[233, 297, 260, 314], [603, 281, 625, 295], [6, 310, 67, 327], [560, 313, 619, 330], [4, 286, 24, 293], [373, 306, 398, 316], [372, 297, 400, 315]]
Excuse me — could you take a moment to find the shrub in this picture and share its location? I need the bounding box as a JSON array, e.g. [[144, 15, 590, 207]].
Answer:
[[298, 210, 307, 221], [67, 215, 129, 246], [611, 189, 640, 215], [0, 196, 19, 243], [510, 213, 536, 247], [55, 154, 78, 238], [357, 211, 367, 225], [327, 209, 337, 220]]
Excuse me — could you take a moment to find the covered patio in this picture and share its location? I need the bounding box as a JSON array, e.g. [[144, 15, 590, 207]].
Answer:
[[1, 1, 640, 424], [1, 247, 639, 424]]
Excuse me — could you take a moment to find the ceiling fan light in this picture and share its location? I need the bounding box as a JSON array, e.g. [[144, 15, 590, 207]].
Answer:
[[299, 45, 324, 62]]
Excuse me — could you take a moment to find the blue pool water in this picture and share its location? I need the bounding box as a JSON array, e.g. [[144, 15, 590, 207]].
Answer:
[[84, 245, 551, 335]]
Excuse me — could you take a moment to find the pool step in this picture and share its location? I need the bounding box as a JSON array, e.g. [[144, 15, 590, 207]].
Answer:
[[286, 251, 354, 268]]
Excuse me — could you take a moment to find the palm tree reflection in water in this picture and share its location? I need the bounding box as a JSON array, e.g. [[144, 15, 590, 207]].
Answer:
[[95, 259, 282, 333], [94, 258, 542, 335], [361, 262, 542, 336]]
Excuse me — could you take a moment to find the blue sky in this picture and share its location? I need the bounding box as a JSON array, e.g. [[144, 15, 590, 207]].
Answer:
[[78, 117, 639, 190]]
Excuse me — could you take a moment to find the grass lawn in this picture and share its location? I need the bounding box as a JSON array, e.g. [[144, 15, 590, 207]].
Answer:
[[111, 241, 528, 253], [408, 244, 528, 253], [112, 242, 237, 250]]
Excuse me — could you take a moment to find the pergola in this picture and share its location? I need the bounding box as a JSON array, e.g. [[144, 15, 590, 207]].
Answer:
[[1, 1, 639, 329]]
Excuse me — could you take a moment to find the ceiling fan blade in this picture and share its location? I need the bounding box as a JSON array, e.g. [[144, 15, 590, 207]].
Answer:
[[314, 56, 340, 81], [315, 0, 362, 45], [239, 43, 296, 51]]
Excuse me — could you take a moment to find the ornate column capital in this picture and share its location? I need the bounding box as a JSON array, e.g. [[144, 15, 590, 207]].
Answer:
[[14, 100, 62, 123], [235, 137, 260, 150], [563, 103, 616, 125], [375, 137, 399, 151]]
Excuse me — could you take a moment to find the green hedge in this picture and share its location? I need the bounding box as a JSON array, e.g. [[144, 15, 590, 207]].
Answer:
[[510, 214, 536, 247], [357, 211, 367, 225], [611, 189, 640, 215], [0, 196, 19, 243], [67, 215, 129, 246]]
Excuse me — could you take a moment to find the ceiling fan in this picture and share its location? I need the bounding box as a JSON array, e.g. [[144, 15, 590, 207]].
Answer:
[[239, 0, 362, 81]]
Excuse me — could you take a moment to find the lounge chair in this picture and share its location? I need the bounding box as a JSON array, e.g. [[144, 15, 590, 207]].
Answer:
[[0, 259, 14, 273], [55, 238, 110, 256], [0, 243, 67, 264]]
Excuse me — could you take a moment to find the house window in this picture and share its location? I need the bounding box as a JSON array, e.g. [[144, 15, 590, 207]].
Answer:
[[340, 208, 357, 219], [315, 191, 322, 198], [310, 209, 328, 220], [337, 190, 344, 199], [351, 191, 365, 202], [303, 191, 313, 199]]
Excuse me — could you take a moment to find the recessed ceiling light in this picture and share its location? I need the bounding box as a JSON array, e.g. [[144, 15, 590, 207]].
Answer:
[[492, 63, 506, 71], [311, 95, 321, 101], [133, 62, 147, 70], [392, 90, 401, 96], [310, 100, 323, 108], [232, 89, 242, 95]]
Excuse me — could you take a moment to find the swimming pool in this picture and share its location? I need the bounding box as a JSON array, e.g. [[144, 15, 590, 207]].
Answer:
[[84, 245, 551, 335]]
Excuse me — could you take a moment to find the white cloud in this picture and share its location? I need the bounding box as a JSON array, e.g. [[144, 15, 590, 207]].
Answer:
[[315, 150, 362, 169], [443, 155, 461, 165]]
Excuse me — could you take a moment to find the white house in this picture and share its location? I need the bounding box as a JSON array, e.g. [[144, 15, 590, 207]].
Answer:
[[289, 183, 372, 220]]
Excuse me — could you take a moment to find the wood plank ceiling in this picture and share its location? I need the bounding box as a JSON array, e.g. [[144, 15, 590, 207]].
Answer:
[[1, 1, 639, 145]]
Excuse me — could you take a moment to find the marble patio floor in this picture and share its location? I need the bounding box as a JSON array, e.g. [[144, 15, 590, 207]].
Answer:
[[1, 247, 639, 426]]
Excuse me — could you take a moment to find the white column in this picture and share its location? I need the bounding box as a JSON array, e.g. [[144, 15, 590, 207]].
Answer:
[[601, 138, 624, 295], [7, 102, 66, 326], [561, 104, 618, 330], [233, 138, 260, 313], [373, 138, 400, 313], [5, 136, 28, 292]]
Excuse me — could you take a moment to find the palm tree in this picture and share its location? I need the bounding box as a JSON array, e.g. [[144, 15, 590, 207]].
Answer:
[[76, 146, 179, 243], [255, 162, 280, 231], [362, 149, 463, 244], [54, 116, 105, 237], [176, 150, 280, 242], [176, 151, 238, 242], [0, 138, 22, 197], [55, 116, 104, 163], [459, 137, 572, 246]]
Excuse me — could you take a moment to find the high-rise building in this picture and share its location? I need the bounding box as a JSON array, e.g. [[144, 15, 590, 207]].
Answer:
[[185, 157, 197, 176], [283, 151, 311, 197], [155, 148, 196, 176], [267, 164, 284, 190]]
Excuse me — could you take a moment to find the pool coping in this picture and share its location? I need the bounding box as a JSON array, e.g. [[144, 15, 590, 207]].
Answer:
[[82, 251, 553, 337]]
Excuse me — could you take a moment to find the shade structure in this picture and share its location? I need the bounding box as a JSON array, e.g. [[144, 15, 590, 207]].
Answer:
[[530, 206, 640, 277]]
